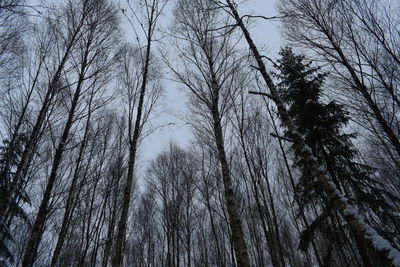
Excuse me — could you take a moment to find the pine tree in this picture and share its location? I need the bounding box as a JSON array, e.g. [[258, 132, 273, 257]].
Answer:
[[275, 47, 400, 264]]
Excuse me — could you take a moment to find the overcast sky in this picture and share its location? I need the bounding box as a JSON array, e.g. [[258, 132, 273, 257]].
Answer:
[[136, 0, 282, 175]]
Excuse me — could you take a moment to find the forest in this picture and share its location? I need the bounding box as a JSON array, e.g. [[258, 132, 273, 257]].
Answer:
[[1, 0, 400, 266]]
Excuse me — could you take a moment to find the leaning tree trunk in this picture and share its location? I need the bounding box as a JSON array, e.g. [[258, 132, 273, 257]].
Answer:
[[22, 45, 90, 267], [267, 104, 323, 267], [224, 0, 400, 266], [0, 44, 74, 224], [0, 13, 85, 224], [0, 60, 42, 227], [50, 99, 93, 266], [328, 38, 400, 159]]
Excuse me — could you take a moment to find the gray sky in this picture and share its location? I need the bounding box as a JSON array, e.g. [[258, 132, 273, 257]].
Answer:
[[15, 0, 281, 182], [137, 0, 282, 173]]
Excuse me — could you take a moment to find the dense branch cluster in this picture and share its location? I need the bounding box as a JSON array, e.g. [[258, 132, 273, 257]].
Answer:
[[0, 0, 399, 266]]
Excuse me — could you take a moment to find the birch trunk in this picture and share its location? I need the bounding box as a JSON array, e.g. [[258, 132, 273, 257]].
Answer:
[[224, 0, 400, 265], [111, 5, 154, 265], [211, 102, 251, 267]]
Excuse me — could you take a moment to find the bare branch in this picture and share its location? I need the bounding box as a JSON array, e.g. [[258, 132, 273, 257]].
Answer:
[[248, 90, 276, 101], [241, 14, 288, 21]]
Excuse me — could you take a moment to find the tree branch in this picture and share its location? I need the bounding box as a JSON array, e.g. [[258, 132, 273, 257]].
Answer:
[[241, 14, 289, 21], [248, 90, 276, 101]]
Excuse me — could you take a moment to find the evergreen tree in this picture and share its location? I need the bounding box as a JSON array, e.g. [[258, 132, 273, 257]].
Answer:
[[275, 47, 400, 264], [0, 133, 31, 266]]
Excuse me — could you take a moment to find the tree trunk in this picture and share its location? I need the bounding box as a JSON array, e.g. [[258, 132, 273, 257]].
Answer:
[[224, 0, 400, 265], [111, 9, 154, 266], [22, 44, 89, 266], [0, 14, 84, 223], [50, 100, 93, 266], [212, 106, 251, 267], [326, 36, 400, 158]]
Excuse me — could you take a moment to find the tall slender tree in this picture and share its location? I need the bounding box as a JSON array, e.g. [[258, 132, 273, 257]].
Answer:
[[112, 1, 166, 265], [22, 0, 120, 265], [166, 0, 252, 265], [220, 0, 400, 265]]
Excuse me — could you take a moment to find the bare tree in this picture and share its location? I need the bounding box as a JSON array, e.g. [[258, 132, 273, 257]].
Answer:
[[143, 143, 197, 267], [231, 95, 288, 267], [193, 145, 232, 266], [21, 0, 120, 264], [165, 0, 254, 265], [0, 0, 26, 84], [0, 0, 89, 227], [112, 1, 167, 265], [217, 0, 400, 265]]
